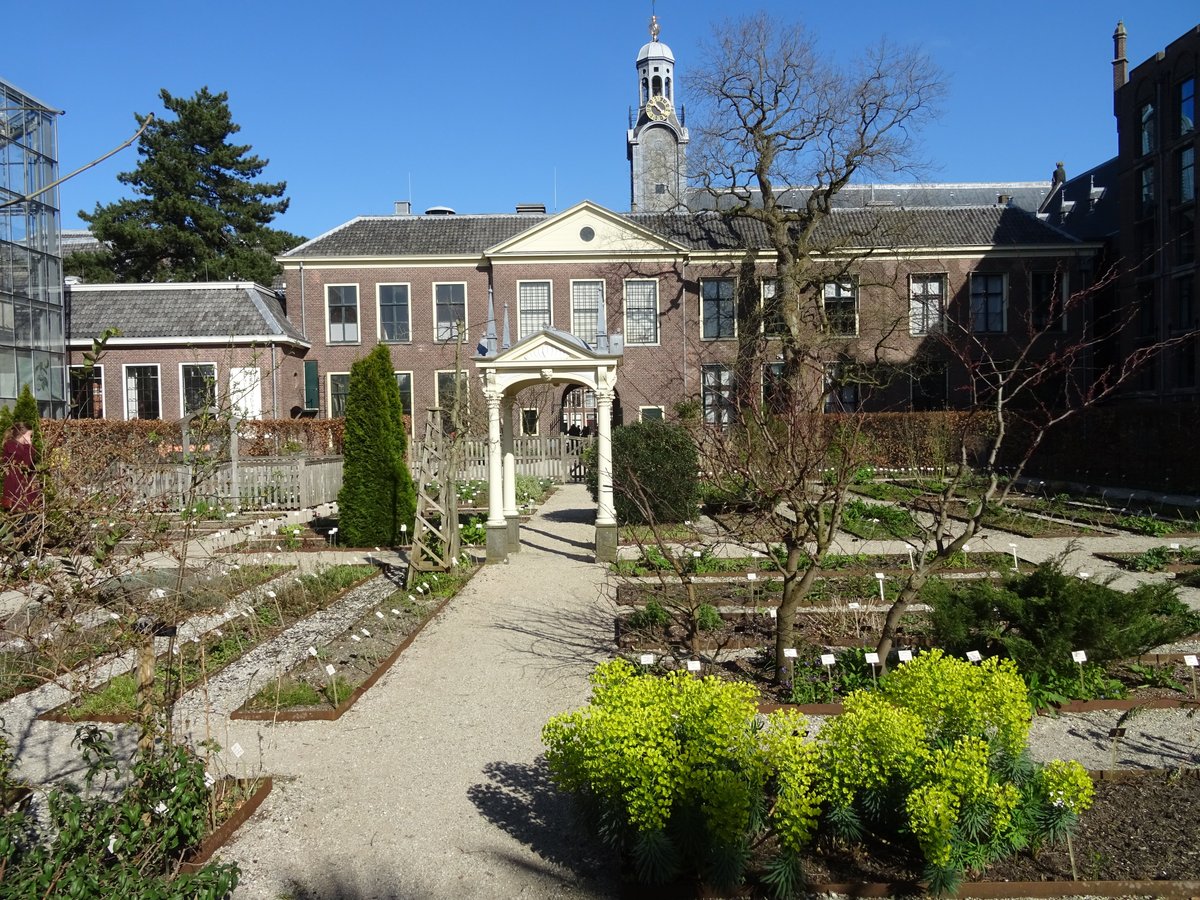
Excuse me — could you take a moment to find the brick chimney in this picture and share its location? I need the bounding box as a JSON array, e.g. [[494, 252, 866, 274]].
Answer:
[[1113, 21, 1128, 92]]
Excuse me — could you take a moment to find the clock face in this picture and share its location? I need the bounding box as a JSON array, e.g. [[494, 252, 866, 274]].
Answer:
[[646, 95, 671, 121]]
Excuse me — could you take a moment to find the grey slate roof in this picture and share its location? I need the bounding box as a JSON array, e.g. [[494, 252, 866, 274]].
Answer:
[[1038, 158, 1120, 242], [65, 282, 308, 345], [285, 205, 1081, 259], [690, 182, 1052, 213]]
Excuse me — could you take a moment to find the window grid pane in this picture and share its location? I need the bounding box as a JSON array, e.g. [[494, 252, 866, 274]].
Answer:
[[701, 278, 736, 339], [1181, 146, 1195, 204], [394, 372, 413, 417], [970, 274, 1006, 333], [1030, 272, 1065, 331], [379, 285, 411, 342], [329, 375, 349, 417], [181, 363, 216, 414], [571, 281, 604, 347], [518, 282, 551, 338], [1180, 78, 1195, 137], [702, 364, 735, 425], [69, 366, 102, 418], [327, 286, 359, 343], [625, 280, 658, 344], [126, 366, 159, 420], [909, 275, 944, 335], [435, 284, 466, 341], [762, 279, 787, 335], [823, 281, 857, 336]]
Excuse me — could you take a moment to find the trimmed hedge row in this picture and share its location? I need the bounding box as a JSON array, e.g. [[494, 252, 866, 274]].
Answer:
[[38, 418, 345, 457]]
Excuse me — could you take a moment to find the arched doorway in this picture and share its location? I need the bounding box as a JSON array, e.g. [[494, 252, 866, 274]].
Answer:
[[559, 385, 623, 436]]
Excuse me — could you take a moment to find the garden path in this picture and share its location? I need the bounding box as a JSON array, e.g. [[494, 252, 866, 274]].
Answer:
[[219, 482, 620, 900]]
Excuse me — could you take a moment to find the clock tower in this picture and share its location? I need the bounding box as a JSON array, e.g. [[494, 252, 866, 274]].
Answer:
[[627, 15, 689, 213]]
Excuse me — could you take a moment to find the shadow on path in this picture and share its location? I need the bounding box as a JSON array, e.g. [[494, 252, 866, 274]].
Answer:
[[467, 756, 618, 895], [542, 507, 596, 526], [522, 523, 594, 552], [491, 601, 615, 681]]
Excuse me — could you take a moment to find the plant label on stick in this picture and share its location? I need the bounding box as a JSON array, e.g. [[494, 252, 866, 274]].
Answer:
[[966, 650, 982, 663], [848, 602, 861, 610], [639, 653, 655, 665], [325, 664, 336, 676], [686, 660, 701, 672], [1072, 650, 1087, 663], [768, 607, 777, 618], [898, 649, 913, 662], [820, 653, 836, 666], [375, 611, 385, 620], [783, 648, 798, 658], [308, 646, 318, 657], [746, 573, 757, 581], [231, 742, 244, 759], [865, 652, 880, 665], [1185, 655, 1199, 667], [350, 635, 361, 642]]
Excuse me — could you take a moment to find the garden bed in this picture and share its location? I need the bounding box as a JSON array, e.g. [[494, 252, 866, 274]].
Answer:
[[40, 565, 375, 722], [232, 563, 478, 721], [179, 776, 272, 874]]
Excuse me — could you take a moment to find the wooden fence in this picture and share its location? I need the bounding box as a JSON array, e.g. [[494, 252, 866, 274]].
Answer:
[[413, 436, 591, 483], [124, 456, 343, 511]]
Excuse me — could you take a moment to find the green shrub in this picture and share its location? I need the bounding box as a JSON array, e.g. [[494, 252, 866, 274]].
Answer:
[[627, 599, 671, 631], [336, 346, 416, 546], [928, 561, 1200, 677], [1116, 514, 1172, 536], [694, 603, 722, 632], [585, 420, 699, 525]]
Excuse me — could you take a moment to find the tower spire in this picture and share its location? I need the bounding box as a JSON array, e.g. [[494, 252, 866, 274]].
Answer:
[[649, 5, 659, 42]]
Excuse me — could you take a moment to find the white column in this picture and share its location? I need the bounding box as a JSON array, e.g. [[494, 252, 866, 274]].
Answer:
[[502, 401, 518, 520], [486, 391, 504, 528], [596, 388, 616, 526]]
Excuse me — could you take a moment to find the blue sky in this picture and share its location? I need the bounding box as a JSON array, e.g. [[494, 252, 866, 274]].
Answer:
[[8, 1, 1199, 239]]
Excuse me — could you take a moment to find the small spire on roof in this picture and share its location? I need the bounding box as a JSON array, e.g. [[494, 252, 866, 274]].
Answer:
[[649, 11, 660, 42], [501, 302, 511, 351]]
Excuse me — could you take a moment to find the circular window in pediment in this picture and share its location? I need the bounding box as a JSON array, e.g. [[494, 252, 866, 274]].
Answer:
[[579, 226, 595, 242]]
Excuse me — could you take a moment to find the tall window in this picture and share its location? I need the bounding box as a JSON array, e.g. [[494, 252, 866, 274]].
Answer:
[[1030, 271, 1066, 332], [304, 360, 319, 411], [910, 362, 948, 411], [394, 372, 413, 418], [521, 409, 539, 435], [1140, 101, 1156, 155], [68, 365, 103, 418], [624, 279, 658, 344], [124, 365, 160, 420], [762, 360, 788, 411], [1140, 166, 1156, 218], [970, 273, 1006, 333], [1178, 77, 1195, 137], [378, 284, 411, 342], [909, 274, 944, 335], [822, 280, 857, 336], [571, 280, 605, 347], [702, 365, 735, 426], [823, 364, 859, 413], [328, 374, 350, 417], [517, 281, 551, 338], [1180, 146, 1195, 204], [761, 279, 787, 335], [436, 370, 470, 432], [701, 277, 735, 340], [326, 285, 359, 343], [181, 363, 217, 415], [434, 283, 466, 341]]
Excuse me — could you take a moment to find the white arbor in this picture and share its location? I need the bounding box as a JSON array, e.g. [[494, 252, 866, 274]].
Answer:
[[474, 328, 623, 562]]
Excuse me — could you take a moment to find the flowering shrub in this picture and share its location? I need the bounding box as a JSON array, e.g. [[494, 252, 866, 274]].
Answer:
[[544, 656, 1094, 897]]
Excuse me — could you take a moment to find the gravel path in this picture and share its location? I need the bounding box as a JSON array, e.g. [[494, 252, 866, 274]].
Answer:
[[219, 484, 619, 900]]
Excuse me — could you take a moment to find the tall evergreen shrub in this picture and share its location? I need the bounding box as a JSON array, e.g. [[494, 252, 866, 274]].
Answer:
[[585, 419, 699, 524], [11, 384, 43, 450], [336, 346, 415, 545]]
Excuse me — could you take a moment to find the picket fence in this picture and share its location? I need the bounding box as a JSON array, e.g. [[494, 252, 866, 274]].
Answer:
[[125, 455, 344, 512]]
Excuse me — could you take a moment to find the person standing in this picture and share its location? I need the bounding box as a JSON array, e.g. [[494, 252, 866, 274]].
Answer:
[[2, 421, 40, 552]]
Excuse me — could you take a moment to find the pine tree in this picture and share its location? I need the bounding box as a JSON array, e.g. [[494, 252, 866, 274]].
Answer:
[[67, 87, 303, 286], [337, 346, 416, 546], [11, 384, 43, 452]]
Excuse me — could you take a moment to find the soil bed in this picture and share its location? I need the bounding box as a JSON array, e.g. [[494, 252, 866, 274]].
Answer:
[[181, 776, 273, 873], [235, 562, 479, 719]]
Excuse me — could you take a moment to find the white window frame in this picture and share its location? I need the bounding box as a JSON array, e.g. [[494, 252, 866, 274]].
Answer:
[[570, 279, 606, 347], [822, 280, 859, 336], [639, 405, 665, 422], [761, 278, 787, 336], [69, 364, 104, 418], [178, 362, 218, 417], [433, 282, 468, 342], [702, 364, 735, 426], [122, 363, 161, 421], [325, 283, 360, 345], [520, 407, 539, 435], [624, 278, 660, 346], [908, 273, 946, 336], [327, 372, 350, 418], [435, 369, 470, 412], [377, 283, 412, 343], [393, 370, 414, 436], [516, 280, 553, 339], [700, 277, 737, 341], [970, 273, 1008, 334]]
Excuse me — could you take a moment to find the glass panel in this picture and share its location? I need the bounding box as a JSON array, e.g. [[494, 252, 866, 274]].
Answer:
[[571, 280, 604, 347], [379, 284, 410, 342], [329, 374, 349, 417], [304, 360, 319, 410], [518, 281, 551, 338], [435, 284, 466, 341], [327, 285, 359, 343], [181, 363, 217, 414], [823, 281, 857, 336], [394, 372, 413, 417], [701, 278, 735, 339]]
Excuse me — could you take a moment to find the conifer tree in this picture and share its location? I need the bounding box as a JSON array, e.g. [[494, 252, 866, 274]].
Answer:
[[11, 384, 43, 451], [67, 87, 302, 286], [337, 346, 416, 546]]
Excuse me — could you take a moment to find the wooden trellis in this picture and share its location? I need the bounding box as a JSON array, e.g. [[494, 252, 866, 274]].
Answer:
[[406, 409, 461, 586]]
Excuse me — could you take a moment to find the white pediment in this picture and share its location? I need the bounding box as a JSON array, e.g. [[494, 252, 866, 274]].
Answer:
[[486, 200, 686, 257], [488, 328, 607, 365]]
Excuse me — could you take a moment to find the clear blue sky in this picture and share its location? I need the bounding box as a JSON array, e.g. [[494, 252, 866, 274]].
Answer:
[[8, 1, 1199, 239]]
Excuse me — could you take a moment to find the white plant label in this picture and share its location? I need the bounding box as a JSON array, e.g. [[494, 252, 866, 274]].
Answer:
[[746, 573, 758, 582], [686, 660, 702, 672], [325, 664, 336, 676], [391, 608, 401, 615], [898, 649, 914, 662], [692, 551, 701, 558], [375, 611, 385, 620], [308, 646, 318, 657], [361, 628, 371, 637], [874, 572, 884, 580], [966, 650, 982, 662], [231, 742, 244, 759], [1072, 650, 1088, 663], [768, 607, 777, 618], [1170, 543, 1181, 550], [865, 652, 880, 665], [783, 648, 798, 658], [820, 654, 836, 666], [848, 602, 861, 610], [639, 654, 655, 665], [350, 635, 361, 642], [1184, 654, 1199, 667]]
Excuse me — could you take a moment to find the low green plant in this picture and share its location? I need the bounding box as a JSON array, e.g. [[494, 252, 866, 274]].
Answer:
[[277, 524, 303, 550], [1125, 545, 1200, 572], [627, 599, 671, 631], [0, 726, 239, 897], [1117, 514, 1173, 537], [694, 603, 722, 632], [1125, 661, 1186, 692], [460, 515, 487, 546], [842, 499, 917, 538]]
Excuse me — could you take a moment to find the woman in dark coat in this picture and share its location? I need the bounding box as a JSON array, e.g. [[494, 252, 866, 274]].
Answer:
[[2, 422, 40, 549]]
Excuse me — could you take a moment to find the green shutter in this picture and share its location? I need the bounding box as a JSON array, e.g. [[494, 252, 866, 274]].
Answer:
[[304, 360, 319, 410]]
